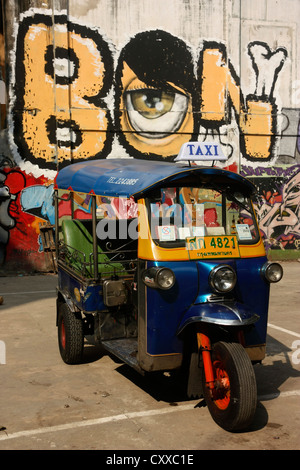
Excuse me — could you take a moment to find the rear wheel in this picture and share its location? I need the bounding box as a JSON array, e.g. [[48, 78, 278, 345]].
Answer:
[[58, 303, 84, 364], [202, 341, 257, 431]]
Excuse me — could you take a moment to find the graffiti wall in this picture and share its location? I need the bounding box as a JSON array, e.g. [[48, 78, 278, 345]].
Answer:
[[0, 0, 299, 272]]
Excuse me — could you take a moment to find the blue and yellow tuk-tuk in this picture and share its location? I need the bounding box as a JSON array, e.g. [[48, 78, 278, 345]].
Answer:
[[54, 142, 283, 431]]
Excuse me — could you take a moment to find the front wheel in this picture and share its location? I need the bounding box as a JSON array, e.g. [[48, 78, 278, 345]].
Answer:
[[202, 341, 257, 431], [57, 302, 84, 364]]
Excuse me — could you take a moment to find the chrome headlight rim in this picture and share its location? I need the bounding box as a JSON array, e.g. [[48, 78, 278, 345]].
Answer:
[[261, 262, 283, 283], [209, 264, 237, 294], [156, 267, 176, 290], [142, 267, 175, 290]]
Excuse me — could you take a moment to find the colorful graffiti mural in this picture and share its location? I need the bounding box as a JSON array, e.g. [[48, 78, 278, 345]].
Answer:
[[0, 5, 299, 271], [0, 166, 52, 270], [241, 165, 300, 252]]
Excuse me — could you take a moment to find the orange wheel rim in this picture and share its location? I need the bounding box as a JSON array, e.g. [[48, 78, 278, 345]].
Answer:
[[61, 320, 66, 349], [212, 359, 230, 410]]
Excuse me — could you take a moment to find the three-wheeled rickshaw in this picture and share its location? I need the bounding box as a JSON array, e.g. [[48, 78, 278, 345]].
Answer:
[[54, 142, 283, 431]]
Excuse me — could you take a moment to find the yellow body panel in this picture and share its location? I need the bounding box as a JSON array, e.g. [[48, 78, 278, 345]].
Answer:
[[137, 198, 266, 261]]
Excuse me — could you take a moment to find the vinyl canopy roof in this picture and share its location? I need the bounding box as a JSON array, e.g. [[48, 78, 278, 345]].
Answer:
[[55, 158, 256, 199]]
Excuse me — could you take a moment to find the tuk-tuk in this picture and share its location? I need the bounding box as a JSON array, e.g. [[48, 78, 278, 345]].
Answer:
[[54, 142, 283, 431]]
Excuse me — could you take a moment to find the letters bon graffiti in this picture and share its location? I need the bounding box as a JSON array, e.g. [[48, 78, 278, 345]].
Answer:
[[13, 13, 114, 171], [11, 12, 288, 168]]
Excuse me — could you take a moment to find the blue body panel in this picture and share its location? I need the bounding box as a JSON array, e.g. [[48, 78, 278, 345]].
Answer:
[[145, 260, 199, 355], [58, 268, 105, 312], [58, 256, 270, 356], [55, 158, 256, 199], [145, 257, 269, 356]]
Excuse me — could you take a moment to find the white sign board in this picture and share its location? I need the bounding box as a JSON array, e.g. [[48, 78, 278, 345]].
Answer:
[[175, 142, 227, 162]]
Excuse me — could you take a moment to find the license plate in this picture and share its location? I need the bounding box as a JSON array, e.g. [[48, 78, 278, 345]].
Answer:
[[186, 235, 240, 259]]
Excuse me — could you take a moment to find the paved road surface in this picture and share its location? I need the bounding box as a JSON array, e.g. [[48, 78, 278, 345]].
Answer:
[[0, 261, 299, 451]]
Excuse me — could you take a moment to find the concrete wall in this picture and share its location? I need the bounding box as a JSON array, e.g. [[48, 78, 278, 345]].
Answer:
[[0, 0, 299, 273]]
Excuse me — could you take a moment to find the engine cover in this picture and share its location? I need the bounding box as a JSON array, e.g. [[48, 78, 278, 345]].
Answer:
[[103, 279, 128, 307]]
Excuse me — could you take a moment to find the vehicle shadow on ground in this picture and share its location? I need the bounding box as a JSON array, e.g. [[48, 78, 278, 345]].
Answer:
[[80, 333, 300, 433], [116, 363, 189, 403], [81, 337, 107, 364], [115, 362, 271, 432]]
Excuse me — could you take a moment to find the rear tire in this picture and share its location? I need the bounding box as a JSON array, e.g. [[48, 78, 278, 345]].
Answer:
[[58, 303, 84, 364], [202, 341, 257, 431]]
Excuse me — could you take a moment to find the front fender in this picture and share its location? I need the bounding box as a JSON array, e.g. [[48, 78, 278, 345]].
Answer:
[[177, 301, 259, 335], [56, 289, 79, 325]]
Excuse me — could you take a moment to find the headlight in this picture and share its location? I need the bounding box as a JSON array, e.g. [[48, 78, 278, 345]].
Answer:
[[157, 268, 175, 289], [261, 262, 283, 283], [142, 267, 175, 290], [209, 265, 236, 293]]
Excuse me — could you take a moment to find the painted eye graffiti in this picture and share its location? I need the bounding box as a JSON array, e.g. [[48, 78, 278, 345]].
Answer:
[[125, 88, 189, 138], [129, 89, 174, 118], [114, 30, 196, 158]]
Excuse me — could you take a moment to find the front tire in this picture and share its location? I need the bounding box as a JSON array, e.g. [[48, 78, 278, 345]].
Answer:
[[58, 303, 84, 364], [202, 341, 257, 431]]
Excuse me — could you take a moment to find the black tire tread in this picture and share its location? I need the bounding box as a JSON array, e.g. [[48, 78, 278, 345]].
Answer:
[[58, 303, 84, 364], [203, 341, 257, 431]]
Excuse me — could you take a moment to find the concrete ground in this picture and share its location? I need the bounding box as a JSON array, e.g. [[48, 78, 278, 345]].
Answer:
[[0, 261, 299, 451]]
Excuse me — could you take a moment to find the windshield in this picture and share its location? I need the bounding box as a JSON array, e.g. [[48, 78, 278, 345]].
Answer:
[[147, 187, 259, 246]]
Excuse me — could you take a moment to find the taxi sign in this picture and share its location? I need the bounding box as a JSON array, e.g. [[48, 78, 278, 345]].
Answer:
[[186, 235, 240, 259], [175, 142, 227, 162]]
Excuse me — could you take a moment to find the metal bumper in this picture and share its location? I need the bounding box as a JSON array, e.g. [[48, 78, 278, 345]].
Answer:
[[177, 301, 259, 334]]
